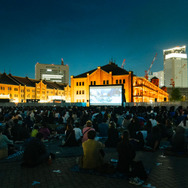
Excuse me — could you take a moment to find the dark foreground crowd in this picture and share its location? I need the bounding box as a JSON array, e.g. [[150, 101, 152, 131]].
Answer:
[[0, 105, 188, 185]]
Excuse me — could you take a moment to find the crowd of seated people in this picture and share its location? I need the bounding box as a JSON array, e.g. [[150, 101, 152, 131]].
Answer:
[[0, 105, 188, 174]]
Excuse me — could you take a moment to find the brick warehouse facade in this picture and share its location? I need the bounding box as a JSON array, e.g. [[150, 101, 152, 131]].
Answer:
[[0, 62, 168, 105], [0, 73, 71, 103], [71, 62, 168, 106]]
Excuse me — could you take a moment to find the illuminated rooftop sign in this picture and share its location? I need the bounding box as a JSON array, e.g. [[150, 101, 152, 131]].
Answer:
[[165, 53, 187, 59]]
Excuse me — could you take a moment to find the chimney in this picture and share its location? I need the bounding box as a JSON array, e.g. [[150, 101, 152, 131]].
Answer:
[[61, 58, 64, 65]]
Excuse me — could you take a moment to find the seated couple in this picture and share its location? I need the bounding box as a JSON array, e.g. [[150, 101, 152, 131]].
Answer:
[[79, 130, 147, 184]]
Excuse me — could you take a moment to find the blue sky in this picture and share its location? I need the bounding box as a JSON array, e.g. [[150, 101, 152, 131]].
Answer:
[[0, 0, 188, 81]]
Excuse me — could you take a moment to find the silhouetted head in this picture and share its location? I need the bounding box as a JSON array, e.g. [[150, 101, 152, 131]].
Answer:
[[88, 130, 96, 139]]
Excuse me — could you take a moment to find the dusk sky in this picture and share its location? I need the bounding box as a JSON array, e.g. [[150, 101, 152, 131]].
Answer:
[[1, 0, 188, 82]]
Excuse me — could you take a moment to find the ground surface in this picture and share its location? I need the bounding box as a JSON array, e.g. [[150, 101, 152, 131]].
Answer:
[[0, 140, 188, 188]]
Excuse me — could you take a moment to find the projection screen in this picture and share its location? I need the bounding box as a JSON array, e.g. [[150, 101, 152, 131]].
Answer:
[[89, 85, 123, 106]]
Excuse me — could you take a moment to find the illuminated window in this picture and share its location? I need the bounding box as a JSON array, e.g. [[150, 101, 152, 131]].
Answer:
[[83, 99, 85, 102]]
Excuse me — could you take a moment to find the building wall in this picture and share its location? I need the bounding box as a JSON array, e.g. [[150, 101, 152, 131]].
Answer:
[[0, 81, 71, 103], [35, 63, 69, 84], [71, 67, 168, 105], [163, 46, 188, 87], [133, 77, 168, 103], [71, 67, 133, 104], [148, 71, 164, 87]]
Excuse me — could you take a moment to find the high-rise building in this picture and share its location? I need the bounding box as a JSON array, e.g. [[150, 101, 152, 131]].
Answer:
[[163, 46, 187, 87], [35, 59, 69, 84]]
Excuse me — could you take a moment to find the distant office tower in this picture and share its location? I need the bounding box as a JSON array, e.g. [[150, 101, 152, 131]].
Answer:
[[148, 71, 164, 87], [163, 46, 188, 87], [35, 59, 69, 84]]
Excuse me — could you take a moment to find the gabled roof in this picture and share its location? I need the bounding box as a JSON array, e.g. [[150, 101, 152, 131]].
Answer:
[[0, 73, 20, 85], [74, 62, 130, 78], [151, 76, 158, 80], [43, 80, 67, 90], [9, 75, 38, 87], [0, 73, 68, 90]]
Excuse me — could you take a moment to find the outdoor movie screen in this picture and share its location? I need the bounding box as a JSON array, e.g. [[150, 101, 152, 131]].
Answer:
[[89, 85, 123, 106]]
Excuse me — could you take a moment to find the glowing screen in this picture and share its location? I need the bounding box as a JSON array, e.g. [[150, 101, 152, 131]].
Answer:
[[89, 85, 123, 106]]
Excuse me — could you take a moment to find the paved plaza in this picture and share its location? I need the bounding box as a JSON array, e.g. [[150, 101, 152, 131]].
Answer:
[[1, 141, 188, 188]]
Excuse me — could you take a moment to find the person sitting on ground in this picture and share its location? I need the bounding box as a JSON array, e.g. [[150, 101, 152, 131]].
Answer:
[[0, 127, 13, 159], [82, 130, 105, 169], [122, 115, 131, 130], [73, 122, 83, 145], [31, 125, 39, 137], [39, 122, 50, 140], [105, 121, 120, 147], [82, 120, 95, 143], [98, 117, 109, 137], [4, 124, 13, 140], [146, 126, 161, 151], [164, 119, 174, 141], [117, 130, 136, 174], [63, 123, 78, 147], [171, 126, 187, 153], [22, 133, 52, 167], [178, 115, 188, 142]]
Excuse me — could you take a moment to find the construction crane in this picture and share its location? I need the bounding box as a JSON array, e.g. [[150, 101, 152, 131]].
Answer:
[[121, 59, 126, 69], [144, 53, 157, 80]]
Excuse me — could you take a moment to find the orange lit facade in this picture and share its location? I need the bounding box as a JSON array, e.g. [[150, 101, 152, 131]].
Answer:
[[133, 77, 168, 103], [0, 73, 71, 103], [71, 62, 168, 105]]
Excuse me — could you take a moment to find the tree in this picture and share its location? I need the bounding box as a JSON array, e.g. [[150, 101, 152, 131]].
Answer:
[[170, 88, 181, 101]]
